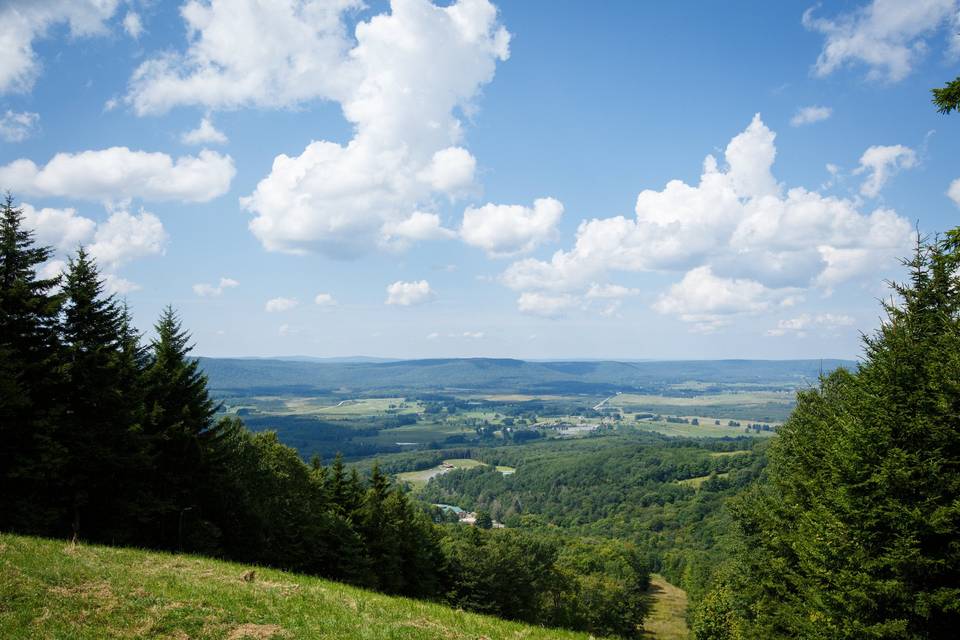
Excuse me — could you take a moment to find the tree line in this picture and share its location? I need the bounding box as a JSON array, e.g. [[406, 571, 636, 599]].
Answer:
[[0, 196, 651, 638]]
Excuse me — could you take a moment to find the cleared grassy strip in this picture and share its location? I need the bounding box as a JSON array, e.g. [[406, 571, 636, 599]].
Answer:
[[677, 472, 731, 488], [0, 533, 591, 640], [641, 574, 689, 639], [396, 458, 486, 489]]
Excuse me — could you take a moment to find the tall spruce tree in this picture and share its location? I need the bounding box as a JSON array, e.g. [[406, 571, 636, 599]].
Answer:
[[60, 249, 146, 541], [142, 306, 219, 549], [702, 232, 960, 639], [0, 195, 64, 533]]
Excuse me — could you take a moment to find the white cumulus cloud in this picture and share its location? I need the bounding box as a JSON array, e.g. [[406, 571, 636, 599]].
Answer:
[[0, 0, 119, 94], [380, 211, 456, 250], [766, 313, 856, 337], [854, 144, 917, 197], [0, 147, 235, 203], [123, 11, 143, 39], [516, 292, 578, 318], [239, 0, 510, 257], [87, 209, 168, 269], [653, 266, 798, 333], [418, 146, 477, 194], [314, 292, 336, 306], [790, 105, 832, 126], [803, 0, 959, 82], [461, 197, 563, 257], [181, 117, 228, 145], [0, 110, 39, 142], [22, 202, 167, 292], [500, 114, 912, 328], [265, 297, 299, 312], [386, 280, 434, 306], [193, 277, 239, 297], [949, 178, 960, 207]]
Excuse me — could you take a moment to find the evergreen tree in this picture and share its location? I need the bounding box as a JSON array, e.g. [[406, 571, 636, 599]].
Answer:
[[932, 76, 960, 114], [0, 194, 64, 533], [712, 232, 960, 639], [59, 248, 142, 541], [142, 306, 219, 549]]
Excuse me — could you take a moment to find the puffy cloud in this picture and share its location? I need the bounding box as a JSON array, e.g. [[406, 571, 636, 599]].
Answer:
[[21, 203, 96, 251], [516, 292, 578, 318], [181, 117, 228, 145], [193, 277, 239, 297], [314, 292, 336, 306], [380, 211, 456, 250], [766, 313, 856, 337], [418, 147, 477, 194], [854, 144, 916, 197], [385, 280, 434, 306], [265, 297, 299, 312], [240, 0, 510, 256], [87, 209, 168, 269], [460, 197, 563, 257], [654, 266, 798, 333], [0, 0, 119, 94], [803, 0, 958, 82], [102, 273, 140, 295], [22, 202, 167, 292], [0, 147, 235, 203], [126, 0, 362, 114], [949, 177, 960, 207], [501, 114, 912, 327], [0, 110, 39, 142], [123, 11, 143, 38], [790, 105, 832, 126]]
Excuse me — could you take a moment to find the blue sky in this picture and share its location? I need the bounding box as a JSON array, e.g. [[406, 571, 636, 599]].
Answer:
[[2, 0, 959, 360]]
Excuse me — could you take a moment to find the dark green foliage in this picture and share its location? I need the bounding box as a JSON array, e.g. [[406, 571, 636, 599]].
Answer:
[[0, 195, 64, 534], [442, 528, 651, 638], [701, 233, 960, 639], [932, 76, 960, 114], [59, 248, 146, 542]]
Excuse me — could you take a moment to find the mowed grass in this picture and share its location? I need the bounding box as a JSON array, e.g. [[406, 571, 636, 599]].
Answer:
[[641, 574, 689, 640], [0, 533, 593, 640]]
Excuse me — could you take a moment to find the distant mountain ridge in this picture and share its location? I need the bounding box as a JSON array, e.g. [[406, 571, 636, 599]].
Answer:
[[199, 356, 856, 395]]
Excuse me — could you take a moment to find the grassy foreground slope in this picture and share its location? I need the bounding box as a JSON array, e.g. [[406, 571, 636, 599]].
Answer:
[[0, 534, 591, 640]]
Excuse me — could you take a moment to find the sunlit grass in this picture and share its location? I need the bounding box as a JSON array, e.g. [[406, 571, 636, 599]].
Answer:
[[0, 533, 592, 640]]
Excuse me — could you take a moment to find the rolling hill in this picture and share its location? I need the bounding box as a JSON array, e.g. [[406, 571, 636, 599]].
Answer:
[[199, 357, 856, 395]]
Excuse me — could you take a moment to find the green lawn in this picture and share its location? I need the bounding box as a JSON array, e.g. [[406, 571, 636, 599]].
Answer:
[[0, 533, 593, 640]]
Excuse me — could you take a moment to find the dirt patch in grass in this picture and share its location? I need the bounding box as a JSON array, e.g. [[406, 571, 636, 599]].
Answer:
[[227, 623, 286, 639]]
